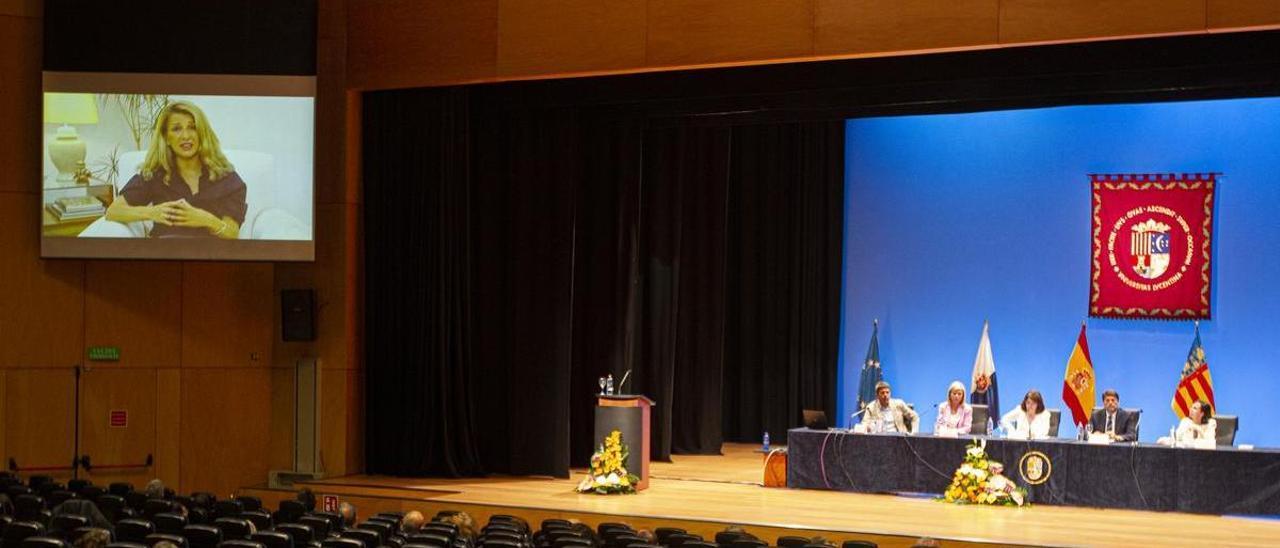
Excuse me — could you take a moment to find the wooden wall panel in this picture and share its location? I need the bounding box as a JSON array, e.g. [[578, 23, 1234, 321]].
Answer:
[[319, 368, 348, 475], [268, 366, 295, 473], [85, 261, 183, 368], [80, 368, 156, 486], [1208, 0, 1280, 29], [647, 0, 815, 66], [0, 0, 40, 17], [0, 371, 6, 467], [180, 369, 272, 496], [181, 262, 273, 368], [497, 0, 647, 77], [0, 14, 40, 194], [815, 0, 998, 55], [5, 369, 76, 479], [999, 0, 1206, 44], [0, 193, 84, 368], [155, 368, 181, 490], [347, 0, 499, 89]]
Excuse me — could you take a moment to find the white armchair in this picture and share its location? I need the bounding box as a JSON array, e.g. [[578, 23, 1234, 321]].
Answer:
[[79, 149, 306, 240]]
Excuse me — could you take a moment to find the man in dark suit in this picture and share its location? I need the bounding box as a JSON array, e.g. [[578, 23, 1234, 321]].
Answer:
[[1089, 389, 1138, 442]]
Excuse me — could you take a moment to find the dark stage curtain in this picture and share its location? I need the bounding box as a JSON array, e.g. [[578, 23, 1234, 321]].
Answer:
[[364, 88, 844, 476], [722, 122, 845, 445], [363, 88, 482, 476]]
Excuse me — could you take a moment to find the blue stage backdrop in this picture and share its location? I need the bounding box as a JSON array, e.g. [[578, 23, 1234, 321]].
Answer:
[[838, 97, 1280, 446]]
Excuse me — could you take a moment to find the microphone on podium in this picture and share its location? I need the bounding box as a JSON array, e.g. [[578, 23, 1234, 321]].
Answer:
[[617, 369, 632, 394]]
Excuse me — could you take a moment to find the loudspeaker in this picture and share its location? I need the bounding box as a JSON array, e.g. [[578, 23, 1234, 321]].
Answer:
[[281, 289, 315, 341]]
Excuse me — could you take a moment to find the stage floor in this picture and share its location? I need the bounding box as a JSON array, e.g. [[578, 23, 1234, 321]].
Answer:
[[243, 443, 1280, 547]]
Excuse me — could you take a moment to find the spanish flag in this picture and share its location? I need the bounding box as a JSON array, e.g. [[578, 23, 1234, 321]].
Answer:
[[1061, 324, 1096, 427], [1172, 323, 1215, 419]]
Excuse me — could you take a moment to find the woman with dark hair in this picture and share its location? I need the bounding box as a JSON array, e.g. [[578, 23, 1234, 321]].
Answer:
[[1000, 389, 1051, 440], [1175, 400, 1218, 449]]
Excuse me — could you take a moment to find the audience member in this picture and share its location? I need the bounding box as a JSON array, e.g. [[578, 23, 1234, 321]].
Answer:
[[297, 488, 317, 512], [54, 499, 115, 532], [338, 501, 358, 527], [442, 511, 476, 542], [400, 510, 426, 534], [74, 528, 111, 548], [145, 479, 167, 500]]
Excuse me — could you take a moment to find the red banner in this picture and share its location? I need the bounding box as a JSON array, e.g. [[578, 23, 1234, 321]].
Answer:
[[1090, 174, 1215, 319]]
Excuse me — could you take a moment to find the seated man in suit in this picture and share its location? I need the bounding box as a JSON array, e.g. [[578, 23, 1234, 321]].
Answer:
[[1089, 389, 1138, 442], [860, 381, 920, 434]]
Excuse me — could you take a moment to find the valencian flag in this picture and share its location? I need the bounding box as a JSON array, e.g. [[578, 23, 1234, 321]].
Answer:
[[969, 321, 1000, 421], [1062, 323, 1097, 426], [1172, 322, 1215, 419], [857, 320, 883, 410]]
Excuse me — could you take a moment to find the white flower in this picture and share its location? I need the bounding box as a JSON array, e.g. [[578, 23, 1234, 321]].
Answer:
[[966, 447, 983, 458], [959, 464, 974, 475], [1011, 490, 1025, 506], [973, 469, 988, 480], [576, 478, 594, 492], [607, 473, 620, 485]]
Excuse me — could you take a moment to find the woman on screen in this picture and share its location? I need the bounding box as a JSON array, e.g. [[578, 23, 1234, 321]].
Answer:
[[1000, 389, 1051, 440], [105, 100, 246, 239], [934, 381, 972, 437]]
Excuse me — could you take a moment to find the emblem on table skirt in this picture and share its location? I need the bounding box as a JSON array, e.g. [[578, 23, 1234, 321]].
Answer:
[[1018, 450, 1052, 485]]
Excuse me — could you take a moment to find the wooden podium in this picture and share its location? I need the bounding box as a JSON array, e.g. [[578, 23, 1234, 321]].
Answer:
[[595, 394, 654, 490]]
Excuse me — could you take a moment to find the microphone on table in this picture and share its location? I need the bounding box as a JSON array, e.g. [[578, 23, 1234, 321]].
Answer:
[[847, 402, 870, 430]]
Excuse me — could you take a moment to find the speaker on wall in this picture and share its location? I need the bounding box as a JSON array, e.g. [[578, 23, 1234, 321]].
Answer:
[[282, 289, 315, 341]]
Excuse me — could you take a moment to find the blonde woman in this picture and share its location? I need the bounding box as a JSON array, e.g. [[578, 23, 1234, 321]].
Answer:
[[106, 100, 246, 239], [934, 381, 973, 437]]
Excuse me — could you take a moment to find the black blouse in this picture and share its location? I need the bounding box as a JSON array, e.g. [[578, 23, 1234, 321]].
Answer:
[[119, 170, 248, 238]]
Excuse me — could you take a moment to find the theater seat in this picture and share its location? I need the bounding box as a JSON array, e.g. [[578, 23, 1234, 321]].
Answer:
[[155, 513, 190, 535], [250, 531, 294, 548], [213, 518, 253, 541], [297, 517, 330, 539], [218, 541, 266, 548], [116, 520, 156, 543], [107, 543, 149, 548], [182, 525, 224, 548], [20, 536, 69, 548], [1216, 415, 1239, 446], [241, 511, 272, 532], [3, 522, 46, 547], [146, 533, 190, 548], [49, 515, 90, 538]]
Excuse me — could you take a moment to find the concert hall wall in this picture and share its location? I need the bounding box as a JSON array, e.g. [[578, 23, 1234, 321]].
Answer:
[[838, 97, 1280, 447]]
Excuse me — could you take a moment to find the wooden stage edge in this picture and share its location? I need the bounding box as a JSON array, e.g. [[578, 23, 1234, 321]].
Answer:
[[240, 443, 1280, 548]]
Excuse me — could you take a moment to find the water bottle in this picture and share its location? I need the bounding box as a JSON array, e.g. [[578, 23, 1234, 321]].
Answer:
[[986, 417, 993, 436], [605, 374, 614, 395], [1078, 422, 1086, 441], [762, 431, 771, 452]]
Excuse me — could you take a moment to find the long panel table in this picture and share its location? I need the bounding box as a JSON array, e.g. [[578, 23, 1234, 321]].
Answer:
[[786, 427, 1280, 515]]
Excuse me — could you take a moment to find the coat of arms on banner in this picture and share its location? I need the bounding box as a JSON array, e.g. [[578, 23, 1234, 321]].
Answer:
[[1089, 174, 1216, 319]]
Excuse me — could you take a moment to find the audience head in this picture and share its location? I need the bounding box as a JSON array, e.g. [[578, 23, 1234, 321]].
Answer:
[[637, 530, 655, 543], [401, 510, 426, 534], [442, 511, 476, 542], [296, 488, 317, 512], [1021, 389, 1045, 414], [1191, 400, 1213, 424], [74, 528, 111, 548], [145, 479, 166, 500], [1102, 389, 1120, 413], [154, 542, 179, 548], [946, 381, 966, 407], [875, 381, 892, 405], [338, 501, 357, 526]]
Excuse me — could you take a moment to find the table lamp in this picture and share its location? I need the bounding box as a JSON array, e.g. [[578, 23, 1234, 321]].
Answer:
[[44, 92, 100, 185]]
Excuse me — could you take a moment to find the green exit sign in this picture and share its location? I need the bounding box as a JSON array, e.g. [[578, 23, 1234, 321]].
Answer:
[[87, 346, 120, 361]]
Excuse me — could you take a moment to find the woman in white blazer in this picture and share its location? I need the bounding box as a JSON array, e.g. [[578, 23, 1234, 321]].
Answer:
[[1001, 389, 1051, 440]]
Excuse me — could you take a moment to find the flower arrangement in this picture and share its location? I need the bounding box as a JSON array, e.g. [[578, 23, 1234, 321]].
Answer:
[[942, 439, 1026, 506], [576, 430, 640, 495]]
